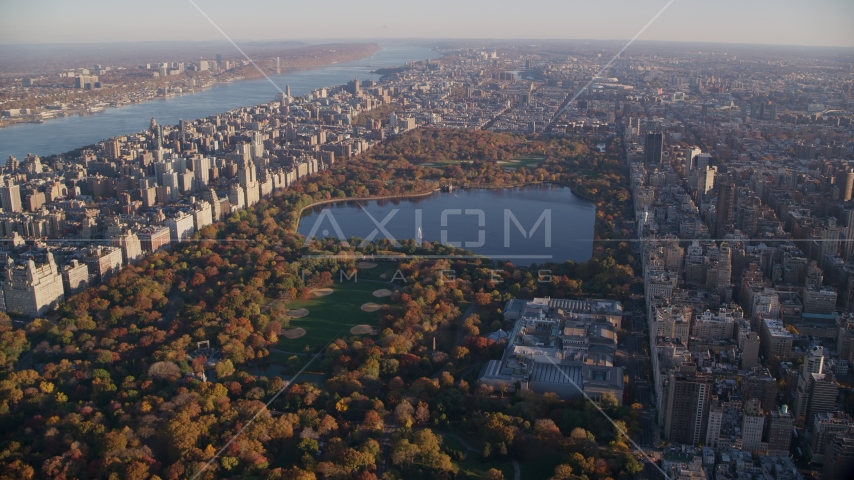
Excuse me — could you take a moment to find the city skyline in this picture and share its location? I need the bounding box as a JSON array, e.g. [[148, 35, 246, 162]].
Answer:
[[1, 0, 853, 48]]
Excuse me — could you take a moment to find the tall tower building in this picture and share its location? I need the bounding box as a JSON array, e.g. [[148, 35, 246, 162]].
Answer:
[[795, 346, 826, 422], [192, 157, 210, 189], [238, 159, 259, 207], [716, 179, 735, 238], [706, 398, 723, 448], [805, 346, 826, 374], [106, 138, 121, 160], [664, 367, 712, 445], [845, 170, 854, 202], [698, 165, 717, 203], [742, 398, 765, 453], [842, 207, 854, 262], [644, 132, 663, 165], [716, 242, 733, 300], [820, 217, 841, 261]]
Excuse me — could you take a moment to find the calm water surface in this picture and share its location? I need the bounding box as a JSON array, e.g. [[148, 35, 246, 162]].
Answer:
[[298, 185, 596, 264], [0, 44, 440, 160]]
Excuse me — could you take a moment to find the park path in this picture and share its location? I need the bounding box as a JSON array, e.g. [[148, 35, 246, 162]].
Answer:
[[377, 414, 396, 475], [269, 348, 310, 356]]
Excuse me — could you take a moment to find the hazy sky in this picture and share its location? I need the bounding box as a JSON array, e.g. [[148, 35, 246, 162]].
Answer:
[[1, 0, 852, 47]]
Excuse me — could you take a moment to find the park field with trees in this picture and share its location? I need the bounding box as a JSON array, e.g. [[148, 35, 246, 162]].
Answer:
[[0, 129, 643, 479]]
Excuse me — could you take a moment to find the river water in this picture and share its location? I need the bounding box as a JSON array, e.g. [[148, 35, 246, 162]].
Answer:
[[298, 184, 596, 264], [0, 44, 440, 160]]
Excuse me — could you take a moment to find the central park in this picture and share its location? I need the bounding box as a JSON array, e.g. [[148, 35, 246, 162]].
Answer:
[[0, 128, 645, 480]]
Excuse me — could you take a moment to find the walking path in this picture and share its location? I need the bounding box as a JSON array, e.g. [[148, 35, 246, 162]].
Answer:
[[270, 348, 310, 356]]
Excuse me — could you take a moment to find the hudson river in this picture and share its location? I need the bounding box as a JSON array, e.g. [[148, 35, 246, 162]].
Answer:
[[0, 44, 440, 161]]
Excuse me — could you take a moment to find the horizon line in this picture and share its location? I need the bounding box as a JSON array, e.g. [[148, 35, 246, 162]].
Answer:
[[1, 37, 852, 50]]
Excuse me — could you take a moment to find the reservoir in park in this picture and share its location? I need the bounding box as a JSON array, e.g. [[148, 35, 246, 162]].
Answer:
[[298, 184, 596, 264]]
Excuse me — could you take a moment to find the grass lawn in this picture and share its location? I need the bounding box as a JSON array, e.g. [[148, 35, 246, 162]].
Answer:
[[518, 451, 566, 479], [420, 155, 544, 170], [441, 435, 515, 480], [355, 261, 402, 281], [276, 280, 388, 351], [499, 155, 545, 170]]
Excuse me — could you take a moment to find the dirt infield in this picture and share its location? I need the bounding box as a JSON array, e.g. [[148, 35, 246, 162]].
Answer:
[[311, 288, 333, 297], [350, 325, 376, 335], [286, 308, 309, 318], [356, 262, 378, 269], [360, 303, 383, 312], [282, 328, 307, 339], [372, 289, 392, 298]]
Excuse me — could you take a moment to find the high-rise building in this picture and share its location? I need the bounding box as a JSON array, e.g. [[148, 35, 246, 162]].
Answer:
[[805, 345, 826, 373], [166, 212, 196, 242], [806, 373, 840, 429], [664, 366, 712, 445], [138, 226, 171, 253], [824, 430, 854, 479], [795, 346, 826, 422], [644, 132, 663, 164], [716, 179, 735, 238], [766, 405, 794, 456], [238, 158, 259, 207], [201, 188, 222, 222], [191, 200, 213, 231], [698, 165, 716, 203], [684, 146, 702, 172], [348, 78, 361, 95], [809, 412, 853, 463], [192, 156, 210, 189], [818, 217, 841, 261], [845, 170, 854, 202], [0, 177, 22, 213], [803, 287, 837, 315], [1, 252, 65, 317], [706, 398, 723, 448], [61, 259, 89, 296], [760, 319, 793, 359], [742, 367, 778, 412], [842, 207, 854, 262], [742, 398, 765, 453], [105, 138, 121, 160], [81, 246, 123, 283], [117, 232, 143, 265], [739, 331, 761, 370]]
